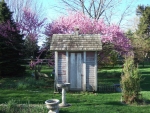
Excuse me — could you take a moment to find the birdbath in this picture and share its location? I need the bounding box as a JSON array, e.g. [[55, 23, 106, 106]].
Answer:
[[45, 99, 59, 113], [57, 83, 70, 107]]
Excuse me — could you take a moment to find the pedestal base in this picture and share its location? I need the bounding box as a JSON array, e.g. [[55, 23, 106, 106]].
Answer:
[[48, 108, 59, 113], [59, 103, 71, 107]]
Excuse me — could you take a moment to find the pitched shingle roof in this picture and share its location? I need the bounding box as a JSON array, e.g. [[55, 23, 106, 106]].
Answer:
[[50, 34, 102, 51]]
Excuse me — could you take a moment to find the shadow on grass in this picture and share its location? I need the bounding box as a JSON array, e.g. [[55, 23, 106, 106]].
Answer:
[[104, 101, 123, 106], [0, 110, 6, 113], [139, 66, 150, 68], [141, 72, 150, 91], [141, 72, 150, 75], [60, 110, 74, 113], [99, 66, 122, 70]]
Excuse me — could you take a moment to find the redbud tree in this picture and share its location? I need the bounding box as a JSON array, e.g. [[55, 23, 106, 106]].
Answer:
[[18, 8, 46, 79], [45, 12, 132, 66], [18, 7, 46, 58]]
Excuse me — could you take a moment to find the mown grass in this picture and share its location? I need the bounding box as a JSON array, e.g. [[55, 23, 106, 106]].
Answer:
[[0, 65, 150, 113], [1, 92, 150, 113], [98, 65, 150, 90]]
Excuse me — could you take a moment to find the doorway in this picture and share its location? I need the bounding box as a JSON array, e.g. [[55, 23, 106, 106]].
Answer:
[[69, 53, 83, 90]]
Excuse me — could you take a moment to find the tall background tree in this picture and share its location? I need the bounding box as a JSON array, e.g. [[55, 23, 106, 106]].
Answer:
[[136, 5, 150, 59], [0, 0, 25, 77], [126, 31, 150, 66], [124, 5, 150, 66], [136, 5, 150, 37]]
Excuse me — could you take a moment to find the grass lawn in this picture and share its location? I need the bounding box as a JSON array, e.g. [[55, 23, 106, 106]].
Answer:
[[0, 65, 150, 113]]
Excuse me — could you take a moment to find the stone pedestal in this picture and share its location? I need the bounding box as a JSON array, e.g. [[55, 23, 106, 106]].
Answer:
[[57, 83, 71, 107], [45, 99, 59, 113]]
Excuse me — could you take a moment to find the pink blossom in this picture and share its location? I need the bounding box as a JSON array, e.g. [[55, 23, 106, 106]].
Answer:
[[18, 7, 46, 42], [45, 12, 131, 54]]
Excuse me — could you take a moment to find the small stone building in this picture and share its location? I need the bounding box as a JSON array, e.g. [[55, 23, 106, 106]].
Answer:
[[50, 30, 102, 91]]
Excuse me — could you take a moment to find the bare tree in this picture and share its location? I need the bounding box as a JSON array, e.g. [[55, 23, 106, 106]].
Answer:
[[53, 0, 137, 26], [5, 0, 45, 23], [131, 34, 150, 65], [125, 16, 140, 32]]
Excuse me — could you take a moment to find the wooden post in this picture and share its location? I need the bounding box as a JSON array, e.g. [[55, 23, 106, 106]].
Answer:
[[77, 53, 82, 89], [83, 51, 86, 91], [54, 51, 58, 92], [94, 51, 97, 91], [66, 51, 69, 83]]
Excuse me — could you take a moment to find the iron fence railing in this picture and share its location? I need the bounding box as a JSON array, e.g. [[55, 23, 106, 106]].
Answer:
[[97, 84, 121, 93]]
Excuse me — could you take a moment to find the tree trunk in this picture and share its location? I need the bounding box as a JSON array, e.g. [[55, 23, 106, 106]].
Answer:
[[34, 66, 39, 80]]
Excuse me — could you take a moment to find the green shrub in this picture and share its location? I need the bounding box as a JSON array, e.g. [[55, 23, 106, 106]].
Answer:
[[120, 56, 143, 104], [0, 100, 47, 113], [25, 77, 46, 88], [6, 99, 18, 113], [17, 82, 28, 90], [16, 77, 47, 89]]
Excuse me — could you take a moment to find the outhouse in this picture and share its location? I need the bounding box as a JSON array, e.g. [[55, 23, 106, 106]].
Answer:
[[50, 30, 102, 91]]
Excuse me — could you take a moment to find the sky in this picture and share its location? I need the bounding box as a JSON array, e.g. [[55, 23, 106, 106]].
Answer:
[[41, 0, 149, 16], [33, 0, 150, 46], [41, 0, 150, 28]]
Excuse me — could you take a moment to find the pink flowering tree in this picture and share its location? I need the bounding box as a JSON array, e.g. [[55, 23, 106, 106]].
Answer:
[[18, 7, 46, 59], [19, 8, 46, 41], [17, 8, 46, 80], [45, 12, 132, 66]]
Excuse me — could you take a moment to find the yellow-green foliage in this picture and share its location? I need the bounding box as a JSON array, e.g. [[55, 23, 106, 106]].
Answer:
[[120, 56, 143, 104]]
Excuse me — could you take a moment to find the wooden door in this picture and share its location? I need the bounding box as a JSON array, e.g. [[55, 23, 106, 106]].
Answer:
[[69, 53, 82, 90]]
